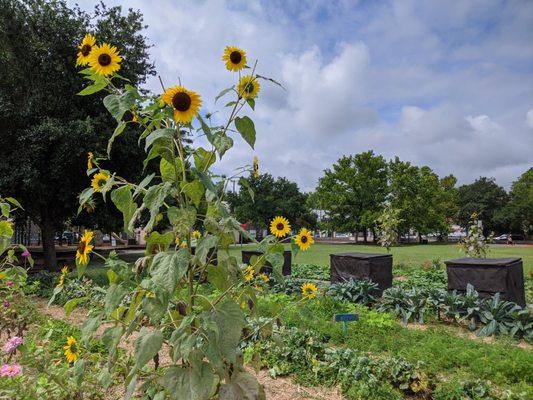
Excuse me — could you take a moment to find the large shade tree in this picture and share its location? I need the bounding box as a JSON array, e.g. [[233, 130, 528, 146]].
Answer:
[[456, 177, 509, 235], [315, 151, 388, 242], [226, 173, 316, 237], [504, 168, 533, 238], [0, 0, 154, 269]]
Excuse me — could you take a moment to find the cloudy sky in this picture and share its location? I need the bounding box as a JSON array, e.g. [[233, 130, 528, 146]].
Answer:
[[72, 0, 533, 191]]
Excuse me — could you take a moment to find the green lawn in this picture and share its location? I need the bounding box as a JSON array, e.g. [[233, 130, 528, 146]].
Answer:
[[229, 242, 533, 275]]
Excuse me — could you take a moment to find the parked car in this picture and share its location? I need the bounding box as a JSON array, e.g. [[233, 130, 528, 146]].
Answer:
[[494, 233, 525, 243]]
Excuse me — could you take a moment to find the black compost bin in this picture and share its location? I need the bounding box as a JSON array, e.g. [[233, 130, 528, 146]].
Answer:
[[241, 250, 291, 275], [444, 257, 525, 307], [330, 252, 393, 294]]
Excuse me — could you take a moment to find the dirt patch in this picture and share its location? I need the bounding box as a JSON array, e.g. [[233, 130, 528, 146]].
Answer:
[[35, 299, 346, 400]]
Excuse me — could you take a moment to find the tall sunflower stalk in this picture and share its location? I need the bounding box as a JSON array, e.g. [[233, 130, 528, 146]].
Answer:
[[70, 39, 309, 399]]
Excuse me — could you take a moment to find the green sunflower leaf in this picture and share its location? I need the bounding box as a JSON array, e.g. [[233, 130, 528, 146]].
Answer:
[[234, 116, 256, 149]]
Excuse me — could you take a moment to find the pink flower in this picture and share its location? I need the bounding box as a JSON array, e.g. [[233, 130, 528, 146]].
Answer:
[[3, 300, 9, 308], [0, 363, 22, 377], [6, 281, 13, 288], [3, 336, 23, 354], [21, 250, 31, 258]]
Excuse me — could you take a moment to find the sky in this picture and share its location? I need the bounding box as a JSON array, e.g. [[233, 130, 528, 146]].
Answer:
[[71, 0, 533, 191]]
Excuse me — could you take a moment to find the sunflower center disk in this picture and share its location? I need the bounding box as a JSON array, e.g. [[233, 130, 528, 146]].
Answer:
[[172, 92, 192, 111], [301, 236, 308, 243], [230, 51, 242, 64], [77, 241, 86, 253], [245, 82, 254, 93], [81, 44, 92, 56], [98, 53, 112, 66], [276, 223, 284, 231]]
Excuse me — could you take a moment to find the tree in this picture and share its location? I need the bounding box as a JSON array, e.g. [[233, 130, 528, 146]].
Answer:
[[505, 168, 533, 238], [226, 173, 316, 235], [315, 151, 388, 242], [388, 158, 454, 241], [456, 177, 508, 235], [0, 0, 154, 269]]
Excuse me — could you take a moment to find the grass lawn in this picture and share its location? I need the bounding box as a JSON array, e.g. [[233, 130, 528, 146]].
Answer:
[[228, 242, 533, 275]]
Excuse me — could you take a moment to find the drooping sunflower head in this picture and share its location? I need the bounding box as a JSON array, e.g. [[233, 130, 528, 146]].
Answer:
[[252, 156, 259, 178], [222, 46, 247, 71], [87, 152, 94, 170], [295, 228, 314, 251], [162, 86, 202, 124], [91, 171, 110, 192], [76, 34, 96, 66], [88, 43, 122, 76], [237, 75, 260, 100], [301, 282, 318, 300], [76, 230, 94, 266], [270, 216, 291, 238], [63, 336, 80, 363], [243, 265, 255, 282]]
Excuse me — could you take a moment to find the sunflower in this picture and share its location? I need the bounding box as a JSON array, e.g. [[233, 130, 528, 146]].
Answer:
[[301, 282, 318, 300], [237, 75, 260, 99], [270, 216, 291, 238], [91, 171, 110, 192], [61, 266, 69, 274], [162, 86, 202, 124], [295, 228, 314, 251], [57, 274, 65, 288], [222, 46, 247, 71], [252, 156, 259, 178], [259, 273, 269, 283], [192, 230, 202, 240], [64, 336, 80, 363], [88, 43, 122, 76], [243, 265, 255, 282], [76, 230, 94, 266], [87, 152, 94, 170], [76, 34, 96, 66]]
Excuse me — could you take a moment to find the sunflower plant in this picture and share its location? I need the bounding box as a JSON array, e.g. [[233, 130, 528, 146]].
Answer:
[[71, 38, 300, 399]]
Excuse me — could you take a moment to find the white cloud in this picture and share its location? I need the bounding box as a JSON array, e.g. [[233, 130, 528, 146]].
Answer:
[[527, 109, 533, 128], [71, 0, 533, 190]]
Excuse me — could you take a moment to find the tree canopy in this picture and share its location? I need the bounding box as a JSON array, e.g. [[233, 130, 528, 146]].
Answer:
[[0, 0, 154, 269], [504, 168, 533, 237], [226, 173, 316, 236], [315, 151, 388, 241]]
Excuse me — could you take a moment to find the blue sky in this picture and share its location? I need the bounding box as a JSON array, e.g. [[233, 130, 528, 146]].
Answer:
[[72, 0, 533, 190]]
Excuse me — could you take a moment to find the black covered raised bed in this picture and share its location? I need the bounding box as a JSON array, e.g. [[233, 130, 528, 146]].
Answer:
[[444, 257, 525, 307], [330, 252, 393, 294], [241, 250, 291, 275]]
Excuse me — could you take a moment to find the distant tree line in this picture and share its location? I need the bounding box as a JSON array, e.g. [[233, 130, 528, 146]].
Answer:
[[311, 151, 532, 241], [228, 151, 532, 242]]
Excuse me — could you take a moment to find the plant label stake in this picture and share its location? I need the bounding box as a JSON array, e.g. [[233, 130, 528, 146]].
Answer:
[[333, 313, 358, 334]]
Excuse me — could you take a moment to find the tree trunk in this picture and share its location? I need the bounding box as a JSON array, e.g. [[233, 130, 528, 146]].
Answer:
[[363, 228, 368, 243], [40, 216, 58, 271], [354, 232, 358, 243], [418, 232, 422, 243], [371, 228, 377, 244]]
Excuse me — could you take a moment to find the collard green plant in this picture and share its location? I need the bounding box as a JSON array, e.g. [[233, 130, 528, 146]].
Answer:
[[69, 39, 304, 399], [327, 279, 379, 306], [476, 293, 522, 337]]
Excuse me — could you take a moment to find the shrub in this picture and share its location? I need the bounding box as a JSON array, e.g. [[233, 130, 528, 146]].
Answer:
[[327, 279, 379, 306]]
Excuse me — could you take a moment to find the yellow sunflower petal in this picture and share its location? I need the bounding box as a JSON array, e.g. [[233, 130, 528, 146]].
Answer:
[[237, 75, 260, 99], [222, 46, 247, 71], [295, 228, 314, 251], [76, 33, 97, 66], [301, 282, 318, 299], [91, 171, 110, 192], [162, 85, 202, 124], [270, 216, 291, 238], [88, 43, 122, 76]]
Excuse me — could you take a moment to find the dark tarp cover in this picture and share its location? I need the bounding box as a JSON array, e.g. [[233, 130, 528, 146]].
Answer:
[[445, 257, 525, 307], [330, 252, 392, 294], [241, 250, 292, 275]]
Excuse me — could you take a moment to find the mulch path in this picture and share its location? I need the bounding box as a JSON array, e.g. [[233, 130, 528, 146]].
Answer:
[[35, 298, 345, 400]]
